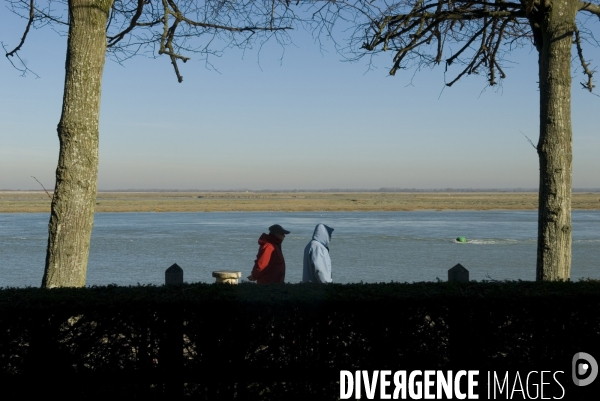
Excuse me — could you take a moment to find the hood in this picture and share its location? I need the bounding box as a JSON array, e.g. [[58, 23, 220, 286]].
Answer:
[[258, 233, 282, 246], [312, 224, 333, 248]]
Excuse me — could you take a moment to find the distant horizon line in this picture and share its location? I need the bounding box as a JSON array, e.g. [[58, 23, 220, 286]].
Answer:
[[3, 188, 600, 193]]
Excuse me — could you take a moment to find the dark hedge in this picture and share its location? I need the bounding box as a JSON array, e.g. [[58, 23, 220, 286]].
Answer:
[[0, 281, 599, 399]]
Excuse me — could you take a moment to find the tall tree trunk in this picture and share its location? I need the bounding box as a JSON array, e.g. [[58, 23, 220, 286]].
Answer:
[[536, 0, 578, 281], [42, 0, 114, 288]]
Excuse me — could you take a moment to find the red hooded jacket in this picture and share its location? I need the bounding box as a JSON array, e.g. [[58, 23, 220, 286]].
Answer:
[[250, 233, 285, 284]]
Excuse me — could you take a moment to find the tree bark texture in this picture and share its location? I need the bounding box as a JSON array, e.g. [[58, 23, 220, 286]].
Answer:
[[42, 0, 114, 288], [536, 0, 578, 281]]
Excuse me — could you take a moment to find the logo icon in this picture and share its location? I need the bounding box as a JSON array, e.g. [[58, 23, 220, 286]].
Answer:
[[572, 352, 598, 386]]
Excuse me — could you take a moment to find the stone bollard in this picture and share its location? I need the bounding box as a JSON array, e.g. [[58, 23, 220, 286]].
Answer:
[[165, 263, 183, 285], [448, 263, 469, 282], [212, 271, 242, 284]]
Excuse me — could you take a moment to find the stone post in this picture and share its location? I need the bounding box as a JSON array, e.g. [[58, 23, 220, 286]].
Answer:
[[447, 263, 471, 368], [163, 264, 183, 397], [448, 263, 469, 282], [212, 271, 242, 284], [165, 263, 183, 285]]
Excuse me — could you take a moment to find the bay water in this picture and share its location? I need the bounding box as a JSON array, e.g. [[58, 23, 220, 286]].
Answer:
[[1, 211, 598, 288]]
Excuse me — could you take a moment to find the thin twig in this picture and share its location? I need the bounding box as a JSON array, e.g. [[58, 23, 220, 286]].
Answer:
[[32, 176, 52, 199], [519, 130, 537, 150]]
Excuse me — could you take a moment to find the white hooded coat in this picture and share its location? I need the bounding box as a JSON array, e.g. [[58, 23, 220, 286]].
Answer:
[[302, 223, 334, 283]]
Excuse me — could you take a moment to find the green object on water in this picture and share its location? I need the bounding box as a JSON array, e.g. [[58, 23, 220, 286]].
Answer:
[[456, 236, 466, 243]]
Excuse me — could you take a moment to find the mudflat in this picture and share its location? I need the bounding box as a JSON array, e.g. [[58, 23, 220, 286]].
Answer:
[[1, 191, 599, 213]]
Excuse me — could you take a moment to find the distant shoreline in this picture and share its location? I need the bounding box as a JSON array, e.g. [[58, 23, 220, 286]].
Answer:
[[1, 191, 599, 213], [4, 188, 600, 193]]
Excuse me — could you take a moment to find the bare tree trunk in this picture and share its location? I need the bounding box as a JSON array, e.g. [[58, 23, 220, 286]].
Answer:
[[42, 0, 114, 288], [536, 1, 579, 281]]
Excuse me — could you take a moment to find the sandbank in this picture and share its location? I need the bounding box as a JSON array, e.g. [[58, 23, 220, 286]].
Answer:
[[1, 191, 599, 213]]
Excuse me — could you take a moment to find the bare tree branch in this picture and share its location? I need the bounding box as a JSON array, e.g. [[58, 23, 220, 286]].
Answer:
[[316, 1, 592, 88], [107, 0, 147, 47], [5, 0, 35, 57], [2, 0, 42, 79], [574, 26, 596, 91], [149, 0, 294, 82], [579, 1, 600, 17], [6, 0, 298, 82]]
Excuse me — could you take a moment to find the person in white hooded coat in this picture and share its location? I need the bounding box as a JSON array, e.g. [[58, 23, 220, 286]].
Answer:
[[302, 223, 334, 283]]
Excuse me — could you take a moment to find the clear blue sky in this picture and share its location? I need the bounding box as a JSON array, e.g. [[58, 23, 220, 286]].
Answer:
[[1, 7, 598, 191]]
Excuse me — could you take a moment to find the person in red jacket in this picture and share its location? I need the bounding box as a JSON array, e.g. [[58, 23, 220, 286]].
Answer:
[[247, 224, 290, 284]]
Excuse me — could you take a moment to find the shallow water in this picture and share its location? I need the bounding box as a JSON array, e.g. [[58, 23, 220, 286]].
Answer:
[[1, 211, 598, 287]]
